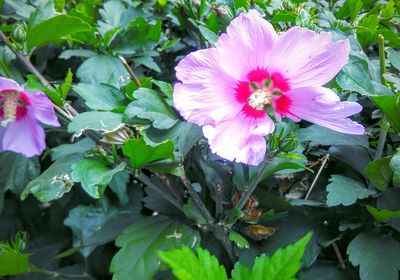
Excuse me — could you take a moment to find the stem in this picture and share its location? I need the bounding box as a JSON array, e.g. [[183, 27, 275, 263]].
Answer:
[[118, 55, 141, 87], [180, 174, 236, 263], [137, 172, 183, 211], [375, 34, 387, 160], [215, 184, 223, 218], [332, 242, 346, 270], [304, 154, 329, 200], [235, 150, 278, 211], [30, 266, 89, 278]]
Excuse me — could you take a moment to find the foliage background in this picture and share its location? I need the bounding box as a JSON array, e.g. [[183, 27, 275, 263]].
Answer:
[[0, 0, 400, 279]]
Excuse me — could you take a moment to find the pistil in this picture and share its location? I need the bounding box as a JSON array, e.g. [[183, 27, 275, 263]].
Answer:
[[1, 92, 19, 127]]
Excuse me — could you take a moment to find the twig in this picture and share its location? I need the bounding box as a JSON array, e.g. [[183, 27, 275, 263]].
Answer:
[[332, 242, 346, 269], [304, 154, 329, 200], [215, 184, 223, 217], [118, 55, 141, 87], [137, 172, 183, 212], [375, 34, 387, 160], [235, 150, 278, 211]]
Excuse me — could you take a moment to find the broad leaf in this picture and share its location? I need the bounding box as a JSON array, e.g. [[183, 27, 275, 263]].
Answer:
[[347, 232, 400, 280], [122, 138, 175, 169], [370, 95, 400, 134], [364, 157, 393, 191], [27, 14, 91, 48], [110, 216, 200, 280], [326, 175, 376, 206], [21, 154, 82, 203], [71, 160, 126, 198], [365, 206, 400, 222], [68, 111, 124, 137]]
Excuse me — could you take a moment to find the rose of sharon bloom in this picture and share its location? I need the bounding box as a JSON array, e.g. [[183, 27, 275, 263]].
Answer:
[[0, 77, 60, 157], [173, 10, 364, 165]]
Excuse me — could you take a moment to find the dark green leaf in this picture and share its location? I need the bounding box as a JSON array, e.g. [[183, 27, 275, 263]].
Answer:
[[364, 157, 393, 191]]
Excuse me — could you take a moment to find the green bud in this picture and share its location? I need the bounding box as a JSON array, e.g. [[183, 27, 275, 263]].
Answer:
[[279, 132, 299, 153], [12, 22, 27, 43]]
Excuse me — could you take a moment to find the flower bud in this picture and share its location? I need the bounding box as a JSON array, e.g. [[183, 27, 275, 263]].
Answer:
[[12, 22, 27, 43]]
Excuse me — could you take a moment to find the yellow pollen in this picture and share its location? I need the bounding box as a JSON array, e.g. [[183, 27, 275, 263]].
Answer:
[[248, 89, 272, 110], [1, 92, 19, 127]]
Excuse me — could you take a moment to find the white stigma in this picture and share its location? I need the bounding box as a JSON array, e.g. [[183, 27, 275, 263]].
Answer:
[[248, 89, 272, 110], [1, 92, 19, 127]]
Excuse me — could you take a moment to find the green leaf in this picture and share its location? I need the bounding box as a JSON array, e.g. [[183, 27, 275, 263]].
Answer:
[[21, 153, 82, 203], [110, 216, 200, 280], [0, 252, 30, 276], [365, 205, 400, 222], [387, 48, 400, 71], [73, 83, 127, 111], [299, 125, 369, 148], [25, 74, 63, 106], [198, 25, 218, 45], [347, 231, 400, 280], [371, 95, 400, 134], [122, 138, 175, 169], [58, 68, 72, 101], [229, 232, 249, 249], [68, 111, 124, 137], [326, 175, 376, 206], [76, 55, 127, 86], [364, 157, 393, 192], [64, 204, 120, 257], [231, 232, 313, 280], [125, 88, 178, 129], [27, 14, 91, 49], [262, 161, 310, 180], [51, 138, 96, 161], [159, 246, 228, 280], [71, 160, 126, 199], [336, 56, 375, 95]]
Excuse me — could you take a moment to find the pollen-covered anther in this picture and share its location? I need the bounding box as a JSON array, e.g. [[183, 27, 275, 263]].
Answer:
[[248, 89, 272, 110], [1, 92, 19, 127]]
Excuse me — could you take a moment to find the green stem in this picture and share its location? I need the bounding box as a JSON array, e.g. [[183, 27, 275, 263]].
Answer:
[[235, 150, 278, 211], [375, 34, 387, 160]]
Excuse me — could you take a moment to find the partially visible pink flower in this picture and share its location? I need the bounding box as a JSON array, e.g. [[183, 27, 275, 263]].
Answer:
[[0, 77, 60, 157], [173, 10, 364, 165]]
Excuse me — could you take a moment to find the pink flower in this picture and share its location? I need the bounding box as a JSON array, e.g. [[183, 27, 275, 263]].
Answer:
[[0, 77, 60, 157], [173, 10, 364, 165]]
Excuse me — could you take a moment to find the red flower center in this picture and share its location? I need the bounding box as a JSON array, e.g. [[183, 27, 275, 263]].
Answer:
[[0, 90, 30, 126], [235, 68, 290, 118]]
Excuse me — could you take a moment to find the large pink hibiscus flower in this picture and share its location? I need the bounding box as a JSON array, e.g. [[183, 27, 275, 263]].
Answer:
[[174, 10, 364, 165], [0, 77, 60, 157]]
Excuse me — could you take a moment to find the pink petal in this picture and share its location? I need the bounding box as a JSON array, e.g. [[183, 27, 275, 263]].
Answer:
[[26, 91, 60, 127], [174, 48, 242, 126], [274, 87, 364, 135], [215, 10, 277, 81], [202, 113, 274, 165], [268, 27, 350, 88], [0, 77, 21, 92], [2, 111, 46, 157]]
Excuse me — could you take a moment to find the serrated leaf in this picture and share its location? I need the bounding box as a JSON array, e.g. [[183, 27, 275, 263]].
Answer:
[[125, 88, 178, 129], [110, 216, 200, 280], [159, 246, 228, 280], [347, 231, 400, 280], [21, 153, 82, 203], [51, 138, 96, 161], [73, 83, 126, 111], [68, 111, 124, 137], [122, 138, 175, 169], [364, 157, 393, 192], [71, 160, 126, 198], [326, 175, 376, 206], [27, 14, 91, 49], [231, 232, 313, 280]]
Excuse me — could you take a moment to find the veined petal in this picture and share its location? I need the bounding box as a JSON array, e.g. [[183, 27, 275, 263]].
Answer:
[[268, 28, 350, 88], [26, 91, 60, 127], [1, 111, 46, 157], [274, 87, 364, 135], [216, 10, 277, 81], [202, 113, 274, 165], [0, 77, 21, 92], [174, 48, 241, 126]]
